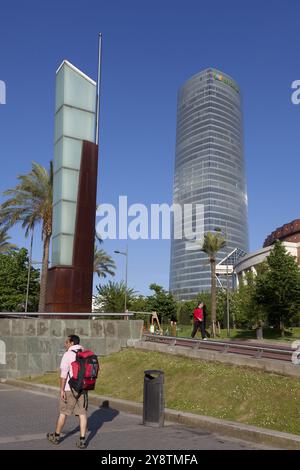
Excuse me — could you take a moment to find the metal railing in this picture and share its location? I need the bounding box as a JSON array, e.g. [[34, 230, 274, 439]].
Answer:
[[142, 334, 294, 362], [0, 312, 134, 318]]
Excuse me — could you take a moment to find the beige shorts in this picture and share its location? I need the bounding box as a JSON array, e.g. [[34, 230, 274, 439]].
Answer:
[[59, 391, 87, 416]]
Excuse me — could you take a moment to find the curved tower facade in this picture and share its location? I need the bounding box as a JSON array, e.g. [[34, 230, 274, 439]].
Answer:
[[170, 68, 248, 300]]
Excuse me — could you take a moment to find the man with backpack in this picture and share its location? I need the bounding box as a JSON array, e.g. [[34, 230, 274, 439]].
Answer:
[[47, 334, 99, 449]]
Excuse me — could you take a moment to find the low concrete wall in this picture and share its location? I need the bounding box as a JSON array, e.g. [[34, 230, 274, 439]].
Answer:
[[0, 319, 143, 378]]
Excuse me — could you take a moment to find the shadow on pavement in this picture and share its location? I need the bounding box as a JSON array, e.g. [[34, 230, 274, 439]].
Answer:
[[61, 400, 119, 447]]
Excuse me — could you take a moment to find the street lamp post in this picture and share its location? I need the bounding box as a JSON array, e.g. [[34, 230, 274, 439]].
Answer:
[[226, 242, 230, 337], [114, 245, 128, 312]]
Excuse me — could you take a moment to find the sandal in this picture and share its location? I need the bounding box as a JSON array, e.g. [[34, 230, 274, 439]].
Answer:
[[76, 438, 86, 449], [46, 432, 60, 445]]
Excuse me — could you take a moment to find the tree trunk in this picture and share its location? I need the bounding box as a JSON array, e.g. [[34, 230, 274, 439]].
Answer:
[[280, 319, 285, 337], [232, 314, 236, 330], [210, 259, 217, 337], [38, 234, 50, 312]]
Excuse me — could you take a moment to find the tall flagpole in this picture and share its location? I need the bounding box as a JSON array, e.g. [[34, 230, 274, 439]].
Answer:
[[95, 32, 102, 145]]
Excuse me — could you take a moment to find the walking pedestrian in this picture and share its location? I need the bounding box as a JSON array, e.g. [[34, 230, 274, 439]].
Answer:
[[46, 335, 88, 449], [170, 314, 177, 336], [191, 301, 207, 340]]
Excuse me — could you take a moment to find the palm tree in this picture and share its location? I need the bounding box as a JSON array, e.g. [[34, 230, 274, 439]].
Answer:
[[94, 281, 135, 313], [93, 246, 116, 278], [0, 227, 18, 254], [201, 232, 226, 337], [1, 162, 53, 312]]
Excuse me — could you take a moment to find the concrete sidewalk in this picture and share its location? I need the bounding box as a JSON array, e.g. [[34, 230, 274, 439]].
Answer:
[[0, 382, 276, 450], [5, 379, 300, 450]]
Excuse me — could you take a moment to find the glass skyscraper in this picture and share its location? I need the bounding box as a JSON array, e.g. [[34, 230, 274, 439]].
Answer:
[[169, 68, 248, 300]]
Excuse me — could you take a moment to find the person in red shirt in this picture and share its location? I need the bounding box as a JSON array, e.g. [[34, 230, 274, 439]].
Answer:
[[191, 301, 207, 340]]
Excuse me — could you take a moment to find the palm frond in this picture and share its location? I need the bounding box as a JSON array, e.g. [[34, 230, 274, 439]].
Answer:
[[0, 228, 18, 254], [201, 232, 226, 261], [94, 247, 116, 278], [1, 161, 52, 238]]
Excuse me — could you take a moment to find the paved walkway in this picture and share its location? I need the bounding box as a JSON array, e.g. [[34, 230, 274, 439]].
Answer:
[[0, 383, 273, 450]]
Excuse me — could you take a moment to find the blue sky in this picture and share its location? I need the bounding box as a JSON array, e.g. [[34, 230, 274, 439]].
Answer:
[[0, 0, 299, 295]]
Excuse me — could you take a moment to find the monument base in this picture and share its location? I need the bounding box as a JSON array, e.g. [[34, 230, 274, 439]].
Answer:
[[45, 141, 98, 313], [45, 266, 93, 312]]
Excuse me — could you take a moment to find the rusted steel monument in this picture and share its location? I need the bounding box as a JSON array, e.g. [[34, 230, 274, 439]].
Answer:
[[46, 38, 102, 312]]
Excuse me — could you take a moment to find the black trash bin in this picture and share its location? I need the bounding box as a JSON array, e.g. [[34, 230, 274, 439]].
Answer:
[[143, 370, 164, 427]]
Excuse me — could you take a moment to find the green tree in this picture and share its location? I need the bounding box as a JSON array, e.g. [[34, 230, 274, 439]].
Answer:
[[177, 300, 195, 325], [0, 228, 17, 254], [147, 283, 177, 324], [230, 271, 266, 329], [255, 241, 300, 335], [130, 295, 150, 313], [201, 232, 226, 336], [0, 248, 40, 312], [1, 162, 52, 312], [216, 288, 228, 328], [94, 281, 136, 313], [129, 295, 151, 326]]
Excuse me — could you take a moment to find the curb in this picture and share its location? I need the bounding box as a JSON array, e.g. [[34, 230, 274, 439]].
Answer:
[[4, 379, 300, 450]]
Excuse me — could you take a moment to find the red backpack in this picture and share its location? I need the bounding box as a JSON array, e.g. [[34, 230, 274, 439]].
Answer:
[[68, 349, 99, 400]]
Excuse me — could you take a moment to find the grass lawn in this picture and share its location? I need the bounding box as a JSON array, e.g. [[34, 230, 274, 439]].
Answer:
[[23, 348, 300, 435]]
